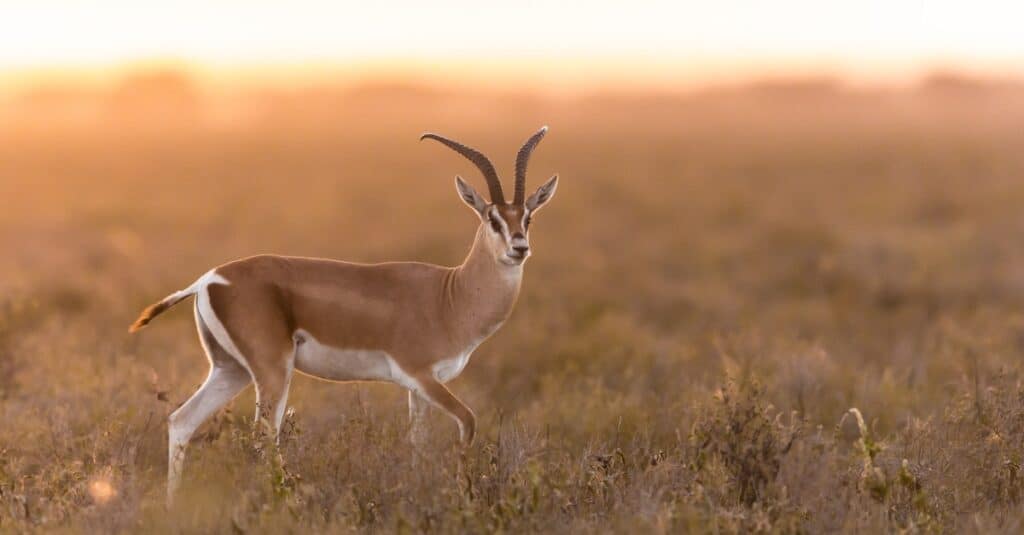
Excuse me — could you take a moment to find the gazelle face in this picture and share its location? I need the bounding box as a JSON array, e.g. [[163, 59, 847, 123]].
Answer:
[[455, 174, 559, 267], [486, 204, 531, 266], [423, 125, 558, 267]]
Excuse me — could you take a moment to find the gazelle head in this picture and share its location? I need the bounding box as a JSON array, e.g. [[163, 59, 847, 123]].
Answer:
[[421, 126, 559, 267]]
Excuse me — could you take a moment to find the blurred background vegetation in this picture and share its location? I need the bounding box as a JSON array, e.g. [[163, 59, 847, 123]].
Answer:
[[3, 69, 1024, 531], [3, 1, 1024, 529]]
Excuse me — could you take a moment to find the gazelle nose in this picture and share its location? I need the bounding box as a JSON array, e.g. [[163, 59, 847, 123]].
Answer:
[[512, 245, 530, 256]]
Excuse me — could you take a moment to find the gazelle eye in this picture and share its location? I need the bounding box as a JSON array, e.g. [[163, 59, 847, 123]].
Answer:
[[524, 216, 532, 230], [489, 216, 502, 233]]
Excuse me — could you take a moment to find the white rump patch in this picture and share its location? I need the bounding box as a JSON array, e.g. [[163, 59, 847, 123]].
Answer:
[[193, 270, 254, 378]]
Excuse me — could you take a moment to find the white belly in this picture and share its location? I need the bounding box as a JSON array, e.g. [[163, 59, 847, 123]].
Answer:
[[292, 330, 482, 386], [293, 330, 398, 383]]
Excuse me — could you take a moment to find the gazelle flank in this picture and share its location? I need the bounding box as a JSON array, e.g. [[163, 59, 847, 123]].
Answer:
[[129, 127, 559, 504]]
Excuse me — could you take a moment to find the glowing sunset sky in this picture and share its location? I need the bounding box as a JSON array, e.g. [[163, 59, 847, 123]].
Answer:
[[2, 0, 1022, 88]]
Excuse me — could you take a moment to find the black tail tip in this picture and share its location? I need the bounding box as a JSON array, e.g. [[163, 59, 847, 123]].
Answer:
[[129, 301, 167, 333]]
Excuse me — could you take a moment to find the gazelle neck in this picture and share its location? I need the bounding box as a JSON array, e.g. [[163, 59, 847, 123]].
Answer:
[[448, 224, 523, 340]]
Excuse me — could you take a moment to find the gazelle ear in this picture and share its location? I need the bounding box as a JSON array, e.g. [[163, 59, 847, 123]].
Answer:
[[525, 174, 558, 212], [455, 175, 489, 216]]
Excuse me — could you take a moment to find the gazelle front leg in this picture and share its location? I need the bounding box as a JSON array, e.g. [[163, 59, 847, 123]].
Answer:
[[408, 390, 431, 448], [412, 373, 476, 446]]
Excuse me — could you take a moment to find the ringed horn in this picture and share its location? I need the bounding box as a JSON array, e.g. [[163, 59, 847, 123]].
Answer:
[[420, 125, 550, 206], [514, 126, 548, 205], [420, 132, 506, 204]]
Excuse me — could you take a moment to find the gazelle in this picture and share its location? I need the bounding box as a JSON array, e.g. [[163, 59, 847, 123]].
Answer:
[[130, 127, 558, 502]]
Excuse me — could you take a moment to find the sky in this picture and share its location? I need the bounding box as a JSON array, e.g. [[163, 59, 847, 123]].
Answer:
[[2, 1, 1022, 89]]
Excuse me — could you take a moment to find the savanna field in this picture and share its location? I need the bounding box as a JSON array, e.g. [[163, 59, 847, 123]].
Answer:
[[3, 74, 1024, 532]]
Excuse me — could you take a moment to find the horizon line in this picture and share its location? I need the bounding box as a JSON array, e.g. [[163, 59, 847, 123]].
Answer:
[[3, 54, 1024, 94]]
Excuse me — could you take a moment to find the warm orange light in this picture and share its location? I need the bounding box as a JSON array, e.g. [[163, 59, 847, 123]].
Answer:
[[88, 476, 117, 504], [1, 1, 1021, 89]]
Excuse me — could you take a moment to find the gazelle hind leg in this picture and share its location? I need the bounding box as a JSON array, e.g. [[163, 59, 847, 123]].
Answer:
[[168, 310, 251, 505], [203, 281, 296, 443], [252, 350, 295, 440], [166, 303, 250, 504], [167, 364, 250, 503]]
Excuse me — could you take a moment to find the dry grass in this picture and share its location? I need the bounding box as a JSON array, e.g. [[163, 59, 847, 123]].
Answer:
[[3, 75, 1024, 532]]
